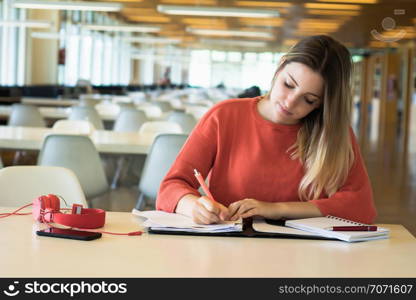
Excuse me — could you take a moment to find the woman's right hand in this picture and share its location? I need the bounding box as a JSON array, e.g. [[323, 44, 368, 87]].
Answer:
[[191, 196, 229, 225]]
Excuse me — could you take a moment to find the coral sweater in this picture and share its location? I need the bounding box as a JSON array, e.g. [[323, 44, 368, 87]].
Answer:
[[156, 97, 377, 224]]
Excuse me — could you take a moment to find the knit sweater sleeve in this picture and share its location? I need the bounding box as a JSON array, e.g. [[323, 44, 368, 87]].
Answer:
[[309, 129, 377, 224], [156, 105, 220, 213]]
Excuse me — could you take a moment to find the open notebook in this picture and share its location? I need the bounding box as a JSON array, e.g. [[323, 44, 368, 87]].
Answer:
[[132, 209, 389, 242], [132, 209, 243, 233]]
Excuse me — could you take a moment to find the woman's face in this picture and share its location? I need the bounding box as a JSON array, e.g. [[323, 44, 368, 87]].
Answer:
[[268, 62, 324, 125]]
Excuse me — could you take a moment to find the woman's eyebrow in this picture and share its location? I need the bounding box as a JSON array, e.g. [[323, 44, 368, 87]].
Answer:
[[287, 73, 321, 99]]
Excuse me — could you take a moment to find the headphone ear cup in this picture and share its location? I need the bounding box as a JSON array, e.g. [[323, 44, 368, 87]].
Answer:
[[32, 195, 46, 222], [47, 194, 60, 212]]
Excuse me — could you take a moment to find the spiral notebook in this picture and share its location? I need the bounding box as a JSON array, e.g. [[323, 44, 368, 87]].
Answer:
[[285, 216, 389, 242]]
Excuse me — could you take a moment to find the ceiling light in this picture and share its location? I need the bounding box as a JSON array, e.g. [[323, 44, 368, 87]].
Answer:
[[0, 20, 52, 28], [304, 3, 362, 10], [307, 9, 360, 16], [157, 5, 279, 18], [200, 38, 267, 47], [186, 27, 274, 38], [316, 0, 377, 3], [13, 0, 122, 12], [235, 1, 291, 8], [123, 37, 181, 44], [83, 24, 160, 33]]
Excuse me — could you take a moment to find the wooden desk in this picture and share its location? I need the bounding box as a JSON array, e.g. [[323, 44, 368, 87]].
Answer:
[[0, 208, 415, 277], [0, 126, 152, 155]]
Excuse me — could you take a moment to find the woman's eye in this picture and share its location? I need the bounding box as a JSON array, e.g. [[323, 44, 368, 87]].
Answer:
[[284, 82, 294, 89], [305, 98, 314, 105]]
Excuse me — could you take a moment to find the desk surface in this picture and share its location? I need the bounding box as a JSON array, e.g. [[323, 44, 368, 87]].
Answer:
[[0, 126, 152, 154], [0, 208, 415, 278]]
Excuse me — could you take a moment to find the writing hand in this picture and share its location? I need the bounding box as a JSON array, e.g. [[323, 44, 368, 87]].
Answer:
[[192, 196, 229, 225]]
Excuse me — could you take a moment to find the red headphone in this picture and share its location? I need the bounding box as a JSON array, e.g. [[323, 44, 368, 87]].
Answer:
[[1, 194, 141, 236], [32, 194, 106, 229]]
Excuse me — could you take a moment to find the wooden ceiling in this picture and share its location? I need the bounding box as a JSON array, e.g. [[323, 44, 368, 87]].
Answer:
[[86, 0, 416, 52]]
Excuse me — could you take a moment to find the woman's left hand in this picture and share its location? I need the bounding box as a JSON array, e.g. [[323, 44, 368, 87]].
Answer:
[[228, 198, 283, 221]]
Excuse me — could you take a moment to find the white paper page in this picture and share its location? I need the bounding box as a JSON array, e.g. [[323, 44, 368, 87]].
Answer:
[[132, 209, 242, 232]]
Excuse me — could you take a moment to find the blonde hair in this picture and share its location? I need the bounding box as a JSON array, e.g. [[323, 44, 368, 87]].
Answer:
[[268, 35, 354, 200]]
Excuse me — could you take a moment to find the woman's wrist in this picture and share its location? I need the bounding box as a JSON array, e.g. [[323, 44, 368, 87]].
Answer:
[[175, 194, 199, 217]]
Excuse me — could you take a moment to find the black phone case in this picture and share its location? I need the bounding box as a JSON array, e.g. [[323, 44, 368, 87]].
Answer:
[[36, 229, 102, 241]]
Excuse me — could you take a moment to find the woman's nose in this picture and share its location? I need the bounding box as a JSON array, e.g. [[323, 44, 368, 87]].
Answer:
[[284, 93, 298, 109]]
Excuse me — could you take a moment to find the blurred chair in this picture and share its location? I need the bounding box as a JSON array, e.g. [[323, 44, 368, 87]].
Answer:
[[110, 109, 149, 188], [69, 106, 104, 130], [153, 101, 173, 113], [136, 134, 188, 210], [37, 134, 109, 200], [136, 104, 162, 119], [8, 104, 45, 127], [139, 121, 183, 140], [52, 120, 95, 135], [185, 105, 210, 120], [113, 109, 148, 133], [0, 166, 88, 207], [166, 111, 197, 134]]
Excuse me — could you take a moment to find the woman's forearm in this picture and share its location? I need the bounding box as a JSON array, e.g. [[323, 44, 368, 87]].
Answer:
[[277, 201, 323, 219]]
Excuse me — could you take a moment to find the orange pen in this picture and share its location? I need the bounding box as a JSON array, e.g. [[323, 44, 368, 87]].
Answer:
[[193, 169, 215, 202]]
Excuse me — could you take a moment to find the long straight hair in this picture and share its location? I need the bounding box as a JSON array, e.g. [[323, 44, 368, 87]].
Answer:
[[268, 35, 354, 200]]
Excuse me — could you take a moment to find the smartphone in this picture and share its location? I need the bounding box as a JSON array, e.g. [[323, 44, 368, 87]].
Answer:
[[36, 228, 102, 241]]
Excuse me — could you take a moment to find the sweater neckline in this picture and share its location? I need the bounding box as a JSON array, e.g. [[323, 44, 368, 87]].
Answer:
[[251, 97, 302, 132]]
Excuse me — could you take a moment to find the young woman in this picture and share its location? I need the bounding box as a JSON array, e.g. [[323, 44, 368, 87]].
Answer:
[[156, 35, 377, 225]]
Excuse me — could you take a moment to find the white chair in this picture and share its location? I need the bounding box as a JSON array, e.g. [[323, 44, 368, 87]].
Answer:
[[139, 121, 183, 140], [113, 109, 148, 133], [136, 134, 188, 210], [8, 104, 45, 127], [0, 166, 88, 207], [69, 106, 104, 130], [136, 104, 162, 119], [185, 105, 210, 120], [38, 134, 109, 199], [166, 111, 197, 134], [52, 120, 95, 135]]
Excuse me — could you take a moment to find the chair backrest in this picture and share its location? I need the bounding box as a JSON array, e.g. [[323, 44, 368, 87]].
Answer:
[[0, 166, 88, 207], [166, 111, 197, 134], [185, 105, 210, 120], [153, 101, 173, 112], [136, 104, 162, 119], [8, 104, 45, 127], [68, 106, 104, 130], [139, 134, 188, 202], [37, 134, 109, 199], [52, 120, 95, 135], [113, 109, 148, 132]]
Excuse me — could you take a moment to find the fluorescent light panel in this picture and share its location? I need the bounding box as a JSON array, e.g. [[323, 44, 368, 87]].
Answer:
[[316, 0, 377, 3], [83, 24, 160, 33], [13, 0, 122, 12], [157, 5, 279, 18], [187, 27, 274, 38], [0, 20, 52, 28]]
